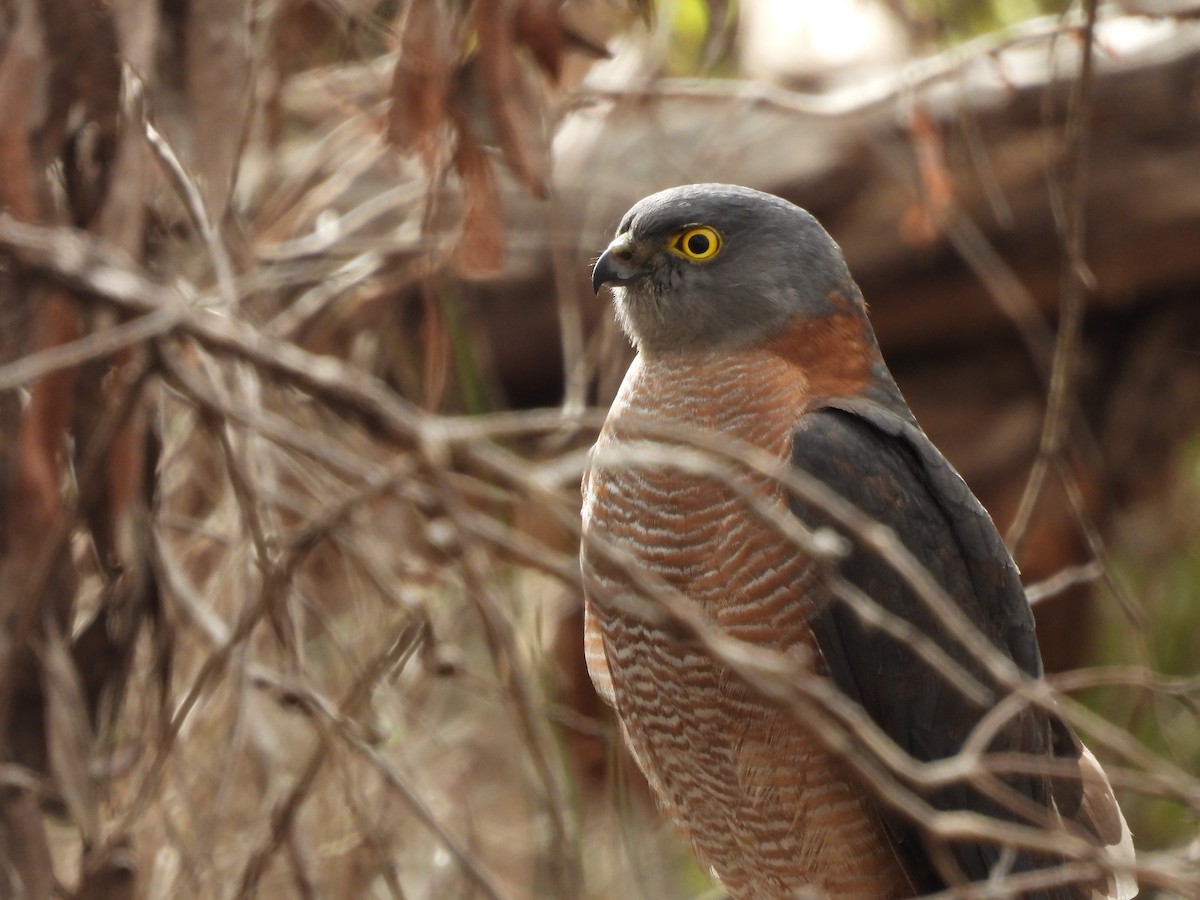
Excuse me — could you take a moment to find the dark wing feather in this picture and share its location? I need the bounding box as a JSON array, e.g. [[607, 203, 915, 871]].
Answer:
[[789, 401, 1087, 899]]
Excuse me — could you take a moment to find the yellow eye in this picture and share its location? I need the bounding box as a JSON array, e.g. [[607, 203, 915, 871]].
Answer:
[[670, 226, 721, 261]]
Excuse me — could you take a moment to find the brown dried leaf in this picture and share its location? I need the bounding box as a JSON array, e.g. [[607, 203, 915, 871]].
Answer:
[[473, 0, 550, 198], [558, 1, 623, 65], [388, 1, 456, 169], [0, 1, 46, 221], [514, 0, 565, 80], [901, 105, 954, 247], [454, 132, 505, 276], [17, 286, 80, 535], [626, 0, 655, 27], [419, 282, 449, 410]]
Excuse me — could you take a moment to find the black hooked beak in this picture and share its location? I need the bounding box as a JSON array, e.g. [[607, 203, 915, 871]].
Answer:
[[592, 236, 650, 294]]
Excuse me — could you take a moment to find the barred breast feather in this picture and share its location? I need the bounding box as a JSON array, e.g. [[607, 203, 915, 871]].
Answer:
[[581, 318, 916, 899]]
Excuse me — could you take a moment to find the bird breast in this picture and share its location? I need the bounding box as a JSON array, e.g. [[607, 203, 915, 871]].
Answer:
[[580, 343, 913, 898], [583, 347, 818, 638]]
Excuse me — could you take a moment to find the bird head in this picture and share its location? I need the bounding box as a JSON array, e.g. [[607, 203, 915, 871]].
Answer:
[[592, 184, 861, 356]]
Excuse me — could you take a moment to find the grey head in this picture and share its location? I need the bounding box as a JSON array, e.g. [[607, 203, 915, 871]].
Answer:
[[592, 184, 861, 356]]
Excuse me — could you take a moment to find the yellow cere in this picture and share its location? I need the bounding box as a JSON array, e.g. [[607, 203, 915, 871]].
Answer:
[[671, 226, 721, 261]]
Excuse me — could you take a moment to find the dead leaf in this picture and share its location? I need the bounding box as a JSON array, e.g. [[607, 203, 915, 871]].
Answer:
[[0, 0, 44, 221], [628, 0, 655, 27], [453, 131, 505, 275], [472, 0, 550, 198], [901, 104, 954, 246], [16, 286, 80, 535], [514, 0, 565, 80], [419, 281, 449, 410], [388, 1, 457, 169]]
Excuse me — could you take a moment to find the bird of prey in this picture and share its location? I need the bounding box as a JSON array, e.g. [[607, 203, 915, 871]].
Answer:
[[581, 184, 1136, 899]]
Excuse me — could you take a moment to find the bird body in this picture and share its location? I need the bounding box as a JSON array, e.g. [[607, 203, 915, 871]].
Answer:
[[581, 184, 1135, 899], [583, 335, 915, 897]]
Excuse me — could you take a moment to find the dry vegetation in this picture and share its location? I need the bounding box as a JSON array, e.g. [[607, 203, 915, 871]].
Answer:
[[1, 0, 1199, 897]]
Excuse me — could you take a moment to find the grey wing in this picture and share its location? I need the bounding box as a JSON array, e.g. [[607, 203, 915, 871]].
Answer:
[[789, 402, 1089, 898]]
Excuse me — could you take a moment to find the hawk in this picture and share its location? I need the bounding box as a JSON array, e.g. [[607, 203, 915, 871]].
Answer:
[[581, 184, 1135, 899]]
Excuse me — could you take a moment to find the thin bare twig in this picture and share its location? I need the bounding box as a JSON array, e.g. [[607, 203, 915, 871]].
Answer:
[[0, 307, 182, 390], [1007, 0, 1101, 552], [1025, 560, 1103, 606]]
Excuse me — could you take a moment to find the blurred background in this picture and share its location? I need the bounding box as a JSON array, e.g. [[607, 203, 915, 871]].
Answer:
[[0, 0, 1198, 896]]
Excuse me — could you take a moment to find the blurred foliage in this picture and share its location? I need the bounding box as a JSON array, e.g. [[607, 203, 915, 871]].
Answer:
[[659, 0, 740, 75], [443, 287, 495, 414], [657, 0, 1071, 76], [1086, 437, 1200, 853], [908, 0, 1067, 39]]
